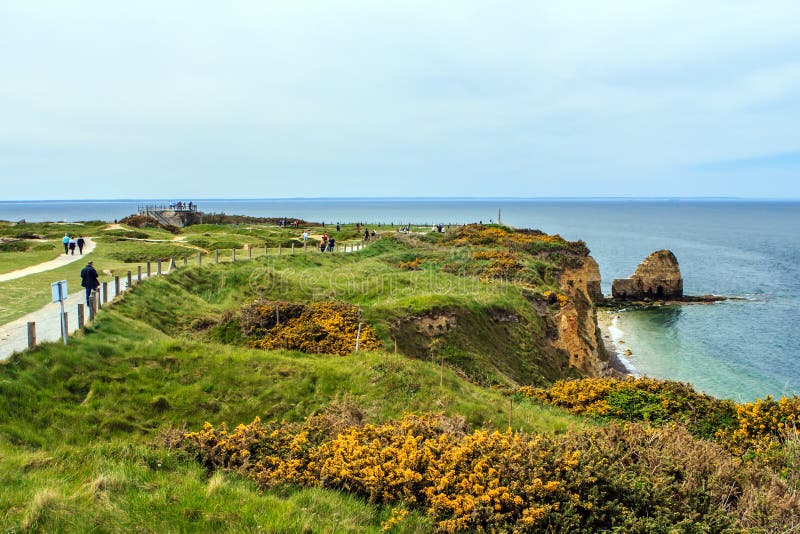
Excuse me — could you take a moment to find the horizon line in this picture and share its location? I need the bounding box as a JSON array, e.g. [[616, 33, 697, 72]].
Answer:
[[2, 195, 799, 203]]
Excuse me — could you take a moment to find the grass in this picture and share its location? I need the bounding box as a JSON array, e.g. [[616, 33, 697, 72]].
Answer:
[[0, 240, 61, 274], [0, 305, 581, 531], [0, 221, 595, 531]]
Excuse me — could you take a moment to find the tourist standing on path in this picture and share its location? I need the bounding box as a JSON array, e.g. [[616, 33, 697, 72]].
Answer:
[[80, 260, 100, 305], [68, 238, 77, 255], [76, 236, 85, 254], [62, 234, 70, 254], [327, 237, 335, 252], [363, 229, 370, 241]]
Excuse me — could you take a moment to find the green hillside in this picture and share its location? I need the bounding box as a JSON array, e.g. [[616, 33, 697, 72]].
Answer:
[[1, 221, 798, 532]]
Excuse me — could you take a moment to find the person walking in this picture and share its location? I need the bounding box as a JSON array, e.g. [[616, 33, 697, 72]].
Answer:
[[327, 237, 335, 252], [62, 234, 70, 254], [80, 260, 100, 306], [363, 229, 370, 241], [68, 238, 77, 255], [76, 236, 85, 254]]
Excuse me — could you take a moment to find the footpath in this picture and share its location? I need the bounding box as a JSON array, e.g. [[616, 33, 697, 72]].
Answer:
[[0, 238, 96, 282]]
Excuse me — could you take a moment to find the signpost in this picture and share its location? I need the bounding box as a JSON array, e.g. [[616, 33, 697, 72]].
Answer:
[[51, 280, 68, 345]]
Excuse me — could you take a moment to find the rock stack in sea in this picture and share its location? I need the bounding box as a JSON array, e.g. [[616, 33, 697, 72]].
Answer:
[[612, 250, 683, 300]]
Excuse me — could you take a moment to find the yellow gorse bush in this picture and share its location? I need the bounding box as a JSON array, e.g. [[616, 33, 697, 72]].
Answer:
[[180, 409, 799, 531], [524, 378, 800, 458], [241, 300, 381, 356]]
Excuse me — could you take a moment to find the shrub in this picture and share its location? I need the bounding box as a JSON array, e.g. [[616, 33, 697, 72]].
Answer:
[[240, 300, 381, 355], [180, 409, 799, 532]]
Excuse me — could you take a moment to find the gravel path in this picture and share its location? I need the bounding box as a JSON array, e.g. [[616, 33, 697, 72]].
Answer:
[[0, 238, 96, 282]]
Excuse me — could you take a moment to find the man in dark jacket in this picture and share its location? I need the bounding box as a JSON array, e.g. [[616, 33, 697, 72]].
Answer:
[[80, 261, 100, 305], [76, 236, 85, 254]]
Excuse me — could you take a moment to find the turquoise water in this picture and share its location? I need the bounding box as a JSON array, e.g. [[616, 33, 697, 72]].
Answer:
[[1, 198, 797, 401]]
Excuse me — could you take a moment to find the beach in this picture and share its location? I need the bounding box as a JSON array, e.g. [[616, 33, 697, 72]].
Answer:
[[597, 309, 635, 377]]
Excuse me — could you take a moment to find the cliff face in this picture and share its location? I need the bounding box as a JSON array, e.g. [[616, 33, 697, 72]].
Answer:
[[551, 257, 611, 377], [612, 250, 683, 300]]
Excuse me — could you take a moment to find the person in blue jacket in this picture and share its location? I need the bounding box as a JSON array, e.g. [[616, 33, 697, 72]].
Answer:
[[62, 234, 70, 254]]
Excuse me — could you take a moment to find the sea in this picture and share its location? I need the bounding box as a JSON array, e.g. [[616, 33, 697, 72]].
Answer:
[[1, 198, 797, 402]]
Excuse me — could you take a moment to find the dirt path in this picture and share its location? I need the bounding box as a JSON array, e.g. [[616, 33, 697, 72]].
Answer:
[[0, 238, 97, 283]]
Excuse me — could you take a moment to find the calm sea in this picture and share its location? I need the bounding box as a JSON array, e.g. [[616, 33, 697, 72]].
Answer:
[[2, 198, 797, 402]]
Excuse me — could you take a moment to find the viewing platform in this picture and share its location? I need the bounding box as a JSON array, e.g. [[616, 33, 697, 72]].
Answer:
[[138, 202, 201, 228]]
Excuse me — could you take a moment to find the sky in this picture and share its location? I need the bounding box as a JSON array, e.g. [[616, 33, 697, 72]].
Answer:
[[1, 1, 799, 200]]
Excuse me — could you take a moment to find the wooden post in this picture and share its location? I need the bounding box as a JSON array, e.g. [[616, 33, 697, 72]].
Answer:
[[169, 257, 176, 271], [232, 248, 236, 262], [264, 244, 268, 256], [146, 262, 151, 278], [394, 338, 397, 353], [183, 255, 188, 266], [291, 243, 295, 254], [27, 322, 36, 349], [198, 251, 203, 265], [127, 270, 132, 289], [215, 250, 219, 264], [114, 276, 120, 297], [77, 304, 84, 329], [157, 258, 162, 275], [89, 293, 97, 318], [355, 322, 363, 352], [102, 282, 108, 304], [248, 246, 252, 259], [137, 265, 142, 282]]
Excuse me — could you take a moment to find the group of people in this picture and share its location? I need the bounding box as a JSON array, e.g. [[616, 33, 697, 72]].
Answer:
[[319, 232, 336, 252], [62, 234, 86, 255], [169, 201, 194, 211]]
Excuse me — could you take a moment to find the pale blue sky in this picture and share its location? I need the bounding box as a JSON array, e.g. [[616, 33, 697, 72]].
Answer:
[[1, 1, 799, 199]]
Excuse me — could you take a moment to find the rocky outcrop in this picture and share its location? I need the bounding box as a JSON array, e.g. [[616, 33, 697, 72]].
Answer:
[[552, 257, 612, 377], [612, 250, 683, 300]]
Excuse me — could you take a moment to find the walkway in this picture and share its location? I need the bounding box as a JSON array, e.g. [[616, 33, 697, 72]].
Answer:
[[0, 238, 96, 282]]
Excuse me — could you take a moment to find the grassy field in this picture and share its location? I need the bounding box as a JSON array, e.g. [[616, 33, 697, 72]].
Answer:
[[0, 220, 589, 531], [5, 220, 794, 531], [0, 240, 61, 274]]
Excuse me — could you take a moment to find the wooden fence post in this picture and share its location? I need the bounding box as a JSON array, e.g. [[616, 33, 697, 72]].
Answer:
[[89, 293, 97, 318], [198, 251, 203, 265], [169, 257, 176, 271], [291, 243, 295, 254], [232, 249, 236, 262], [264, 244, 268, 256], [127, 270, 132, 289], [77, 304, 84, 329], [157, 259, 162, 275], [137, 265, 142, 282], [146, 262, 151, 278], [248, 247, 252, 259], [27, 322, 36, 349], [102, 282, 108, 304], [183, 256, 188, 266], [114, 276, 120, 297]]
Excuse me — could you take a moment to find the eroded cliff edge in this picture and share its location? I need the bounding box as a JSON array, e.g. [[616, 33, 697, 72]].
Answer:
[[552, 256, 612, 377]]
